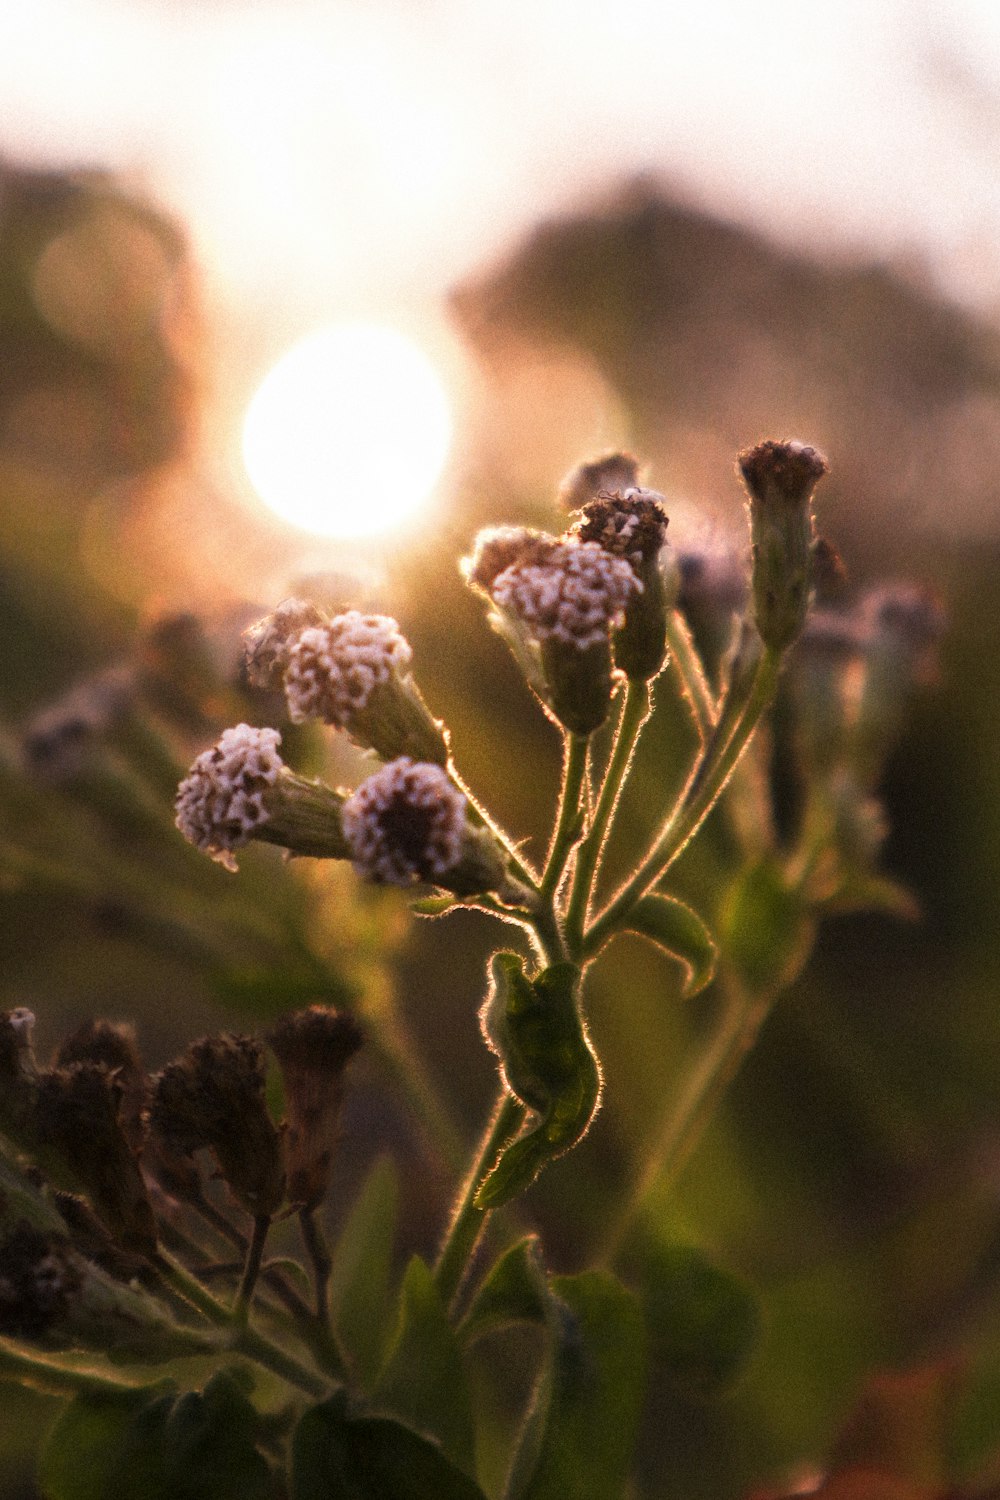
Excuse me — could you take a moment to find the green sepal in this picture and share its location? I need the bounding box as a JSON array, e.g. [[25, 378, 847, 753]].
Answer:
[[625, 892, 719, 997], [476, 955, 601, 1209], [719, 858, 815, 996], [291, 1391, 487, 1500], [40, 1372, 273, 1500], [458, 1235, 548, 1348], [373, 1256, 475, 1474], [505, 1271, 647, 1500], [638, 1242, 761, 1399]]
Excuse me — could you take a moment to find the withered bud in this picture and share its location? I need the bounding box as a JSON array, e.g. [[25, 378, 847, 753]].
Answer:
[[572, 487, 671, 680], [267, 1007, 363, 1210], [34, 1063, 157, 1256], [55, 1019, 146, 1155], [462, 527, 559, 593], [243, 597, 329, 692], [150, 1035, 285, 1219], [557, 451, 641, 511], [0, 1008, 40, 1147], [738, 439, 828, 652], [0, 1222, 82, 1339]]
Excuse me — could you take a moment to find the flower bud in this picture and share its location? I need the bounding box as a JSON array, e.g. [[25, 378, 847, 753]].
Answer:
[[243, 597, 329, 692], [175, 723, 349, 869], [557, 451, 641, 511], [150, 1034, 285, 1219], [738, 439, 828, 651], [342, 757, 508, 896], [55, 1019, 146, 1156], [572, 486, 670, 680], [483, 538, 640, 734], [283, 611, 449, 765], [267, 1007, 363, 1210], [35, 1063, 157, 1255]]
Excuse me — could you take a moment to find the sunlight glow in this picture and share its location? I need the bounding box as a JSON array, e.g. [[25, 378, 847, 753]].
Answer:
[[242, 323, 453, 540]]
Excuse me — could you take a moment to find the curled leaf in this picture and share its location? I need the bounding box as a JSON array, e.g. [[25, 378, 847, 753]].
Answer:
[[625, 893, 719, 997], [476, 954, 601, 1208]]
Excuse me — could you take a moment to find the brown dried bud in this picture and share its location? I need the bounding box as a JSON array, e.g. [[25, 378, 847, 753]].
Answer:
[[267, 1007, 363, 1210], [35, 1063, 157, 1256], [55, 1020, 146, 1156], [150, 1035, 285, 1219], [462, 527, 559, 593], [572, 487, 670, 680]]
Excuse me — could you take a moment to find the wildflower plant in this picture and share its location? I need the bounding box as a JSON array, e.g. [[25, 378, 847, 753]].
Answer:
[[0, 441, 944, 1498]]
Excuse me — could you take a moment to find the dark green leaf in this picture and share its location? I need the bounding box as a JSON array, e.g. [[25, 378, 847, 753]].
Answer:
[[639, 1242, 761, 1399], [328, 1155, 398, 1387], [477, 955, 600, 1208], [373, 1256, 475, 1473], [458, 1236, 548, 1347], [626, 893, 718, 997], [719, 858, 814, 996], [292, 1392, 487, 1500], [506, 1270, 647, 1500], [40, 1373, 273, 1500]]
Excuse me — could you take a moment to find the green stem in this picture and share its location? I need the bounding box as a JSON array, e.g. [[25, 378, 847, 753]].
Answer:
[[152, 1252, 328, 1398], [450, 764, 540, 894], [599, 977, 772, 1264], [0, 1337, 148, 1398], [233, 1214, 270, 1320], [540, 734, 589, 905], [565, 681, 650, 958], [433, 1092, 525, 1312], [585, 647, 782, 956], [664, 610, 717, 740]]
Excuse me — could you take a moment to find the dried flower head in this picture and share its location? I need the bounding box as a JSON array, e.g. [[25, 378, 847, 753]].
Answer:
[[243, 597, 328, 692], [284, 614, 410, 725], [463, 527, 559, 593], [267, 1007, 364, 1210], [175, 724, 284, 870], [150, 1034, 285, 1219], [491, 540, 639, 653], [342, 758, 467, 886], [0, 1223, 81, 1339], [55, 1020, 146, 1156], [572, 488, 670, 680], [35, 1063, 157, 1255]]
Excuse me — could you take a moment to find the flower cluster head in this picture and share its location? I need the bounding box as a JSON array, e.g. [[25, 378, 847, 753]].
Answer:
[[571, 484, 671, 680], [490, 538, 639, 653], [175, 723, 284, 871], [342, 757, 468, 887]]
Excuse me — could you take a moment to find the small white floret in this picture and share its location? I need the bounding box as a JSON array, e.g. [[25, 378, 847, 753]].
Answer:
[[341, 758, 466, 886], [175, 724, 284, 870], [284, 613, 412, 727]]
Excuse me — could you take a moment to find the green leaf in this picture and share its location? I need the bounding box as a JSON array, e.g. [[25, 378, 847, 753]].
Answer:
[[719, 858, 815, 996], [40, 1373, 273, 1500], [506, 1270, 647, 1500], [373, 1256, 475, 1474], [477, 955, 601, 1209], [328, 1155, 398, 1387], [626, 893, 719, 997], [458, 1236, 548, 1348], [292, 1392, 488, 1500], [639, 1242, 761, 1399], [410, 895, 458, 917]]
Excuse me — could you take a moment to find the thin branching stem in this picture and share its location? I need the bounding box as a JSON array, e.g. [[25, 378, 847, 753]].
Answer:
[[585, 647, 782, 956], [664, 609, 717, 740], [0, 1337, 149, 1398], [565, 680, 650, 958], [233, 1214, 270, 1320], [299, 1207, 333, 1326], [540, 733, 589, 905], [433, 1092, 526, 1313]]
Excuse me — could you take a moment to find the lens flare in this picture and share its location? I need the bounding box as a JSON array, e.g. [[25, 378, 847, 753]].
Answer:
[[242, 322, 453, 540]]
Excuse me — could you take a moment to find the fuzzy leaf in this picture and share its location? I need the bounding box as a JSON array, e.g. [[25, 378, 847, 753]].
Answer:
[[477, 955, 600, 1208], [458, 1235, 548, 1348], [626, 892, 719, 997], [292, 1392, 487, 1500], [373, 1256, 475, 1473], [720, 858, 815, 996], [506, 1270, 647, 1500], [328, 1156, 399, 1387]]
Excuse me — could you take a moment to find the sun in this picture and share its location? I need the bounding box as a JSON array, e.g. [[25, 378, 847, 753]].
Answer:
[[242, 322, 453, 540]]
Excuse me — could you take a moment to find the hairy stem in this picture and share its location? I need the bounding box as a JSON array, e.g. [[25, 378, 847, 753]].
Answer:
[[433, 1092, 525, 1313], [664, 609, 717, 740], [233, 1214, 270, 1320], [585, 646, 781, 956], [299, 1207, 333, 1326], [565, 680, 650, 958], [0, 1337, 148, 1398], [540, 733, 589, 904]]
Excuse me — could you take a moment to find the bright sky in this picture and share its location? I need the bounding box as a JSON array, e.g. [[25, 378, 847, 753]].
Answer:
[[4, 0, 1000, 324]]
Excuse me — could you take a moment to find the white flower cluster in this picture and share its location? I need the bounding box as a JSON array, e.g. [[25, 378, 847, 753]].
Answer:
[[284, 613, 412, 727], [342, 757, 466, 886], [175, 724, 284, 871], [491, 540, 640, 652]]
